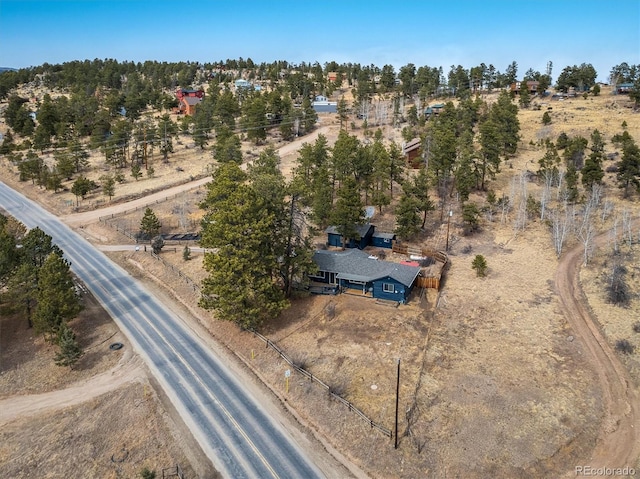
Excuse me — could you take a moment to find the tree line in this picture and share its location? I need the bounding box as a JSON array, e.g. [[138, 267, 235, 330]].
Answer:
[[0, 215, 83, 367]]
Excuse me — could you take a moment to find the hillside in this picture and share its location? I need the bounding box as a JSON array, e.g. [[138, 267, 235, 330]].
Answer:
[[1, 79, 640, 478]]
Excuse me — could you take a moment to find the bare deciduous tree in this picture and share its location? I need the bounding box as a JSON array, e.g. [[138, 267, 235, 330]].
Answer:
[[551, 201, 572, 257]]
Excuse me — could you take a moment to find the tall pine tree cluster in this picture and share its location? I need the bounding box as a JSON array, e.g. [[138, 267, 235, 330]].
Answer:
[[0, 218, 83, 367]]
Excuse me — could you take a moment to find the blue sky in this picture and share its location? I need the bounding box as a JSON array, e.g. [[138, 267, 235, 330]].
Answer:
[[1, 0, 638, 82]]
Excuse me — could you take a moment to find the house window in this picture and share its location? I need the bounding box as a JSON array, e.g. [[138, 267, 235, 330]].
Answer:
[[382, 283, 394, 293], [309, 271, 326, 280]]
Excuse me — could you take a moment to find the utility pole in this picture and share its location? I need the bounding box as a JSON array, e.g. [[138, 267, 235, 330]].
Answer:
[[446, 210, 453, 251], [394, 358, 400, 449]]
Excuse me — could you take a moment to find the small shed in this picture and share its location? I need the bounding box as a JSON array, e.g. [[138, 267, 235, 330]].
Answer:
[[326, 223, 375, 249], [371, 231, 396, 249]]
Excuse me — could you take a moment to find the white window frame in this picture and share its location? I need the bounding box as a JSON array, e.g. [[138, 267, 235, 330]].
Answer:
[[382, 282, 394, 293]]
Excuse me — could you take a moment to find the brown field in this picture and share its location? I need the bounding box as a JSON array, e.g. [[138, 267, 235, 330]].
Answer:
[[1, 86, 640, 478]]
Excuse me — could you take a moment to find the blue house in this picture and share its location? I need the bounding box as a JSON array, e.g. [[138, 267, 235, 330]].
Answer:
[[310, 249, 422, 303], [326, 223, 375, 249]]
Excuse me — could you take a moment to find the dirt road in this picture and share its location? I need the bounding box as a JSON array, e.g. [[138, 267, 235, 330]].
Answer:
[[556, 226, 640, 472], [61, 125, 337, 228], [0, 350, 144, 426]]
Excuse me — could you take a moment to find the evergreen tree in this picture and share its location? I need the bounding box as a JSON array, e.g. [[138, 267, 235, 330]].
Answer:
[[491, 90, 520, 157], [518, 82, 531, 108], [131, 162, 142, 181], [140, 208, 161, 239], [33, 253, 82, 339], [199, 164, 288, 328], [427, 102, 457, 196], [4, 262, 38, 327], [616, 138, 640, 197], [462, 202, 481, 233], [472, 254, 488, 277], [101, 175, 116, 200], [407, 168, 435, 228], [581, 155, 604, 188], [0, 221, 19, 285], [565, 163, 579, 202], [394, 192, 421, 240], [241, 93, 267, 144], [477, 118, 501, 190], [329, 177, 366, 249], [454, 129, 477, 202], [542, 111, 552, 125], [54, 150, 76, 180], [71, 176, 95, 206], [21, 227, 63, 268], [54, 322, 83, 368]]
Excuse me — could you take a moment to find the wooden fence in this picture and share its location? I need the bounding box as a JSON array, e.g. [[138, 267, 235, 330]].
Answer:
[[247, 329, 392, 439], [392, 242, 448, 291]]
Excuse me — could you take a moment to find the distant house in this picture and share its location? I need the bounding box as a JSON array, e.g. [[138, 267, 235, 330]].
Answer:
[[310, 249, 422, 303], [616, 82, 634, 94], [403, 137, 422, 168], [327, 71, 339, 83], [510, 81, 540, 95], [175, 89, 204, 115], [424, 103, 444, 119], [234, 79, 252, 90], [312, 95, 337, 113]]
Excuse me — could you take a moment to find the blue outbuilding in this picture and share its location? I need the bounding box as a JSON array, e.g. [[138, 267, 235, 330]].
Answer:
[[326, 223, 375, 249]]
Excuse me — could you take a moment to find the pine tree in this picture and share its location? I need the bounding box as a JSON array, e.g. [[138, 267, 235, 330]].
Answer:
[[101, 175, 116, 200], [565, 163, 579, 202], [394, 193, 421, 240], [518, 82, 531, 108], [54, 322, 83, 368], [616, 139, 640, 198], [140, 208, 161, 240], [200, 175, 287, 328], [131, 162, 142, 181], [33, 253, 82, 339], [472, 254, 488, 277], [329, 177, 366, 249]]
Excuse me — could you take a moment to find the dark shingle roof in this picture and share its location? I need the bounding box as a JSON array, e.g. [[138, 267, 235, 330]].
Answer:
[[325, 223, 373, 238], [313, 249, 421, 287]]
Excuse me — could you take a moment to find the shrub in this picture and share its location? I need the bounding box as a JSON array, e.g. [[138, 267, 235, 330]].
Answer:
[[633, 322, 640, 333], [607, 264, 630, 307], [615, 339, 634, 355]]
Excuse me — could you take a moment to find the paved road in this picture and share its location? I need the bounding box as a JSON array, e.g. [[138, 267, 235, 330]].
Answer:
[[0, 181, 324, 479]]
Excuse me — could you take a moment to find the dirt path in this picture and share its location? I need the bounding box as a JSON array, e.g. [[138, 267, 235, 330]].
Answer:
[[0, 350, 145, 426], [556, 226, 640, 472]]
